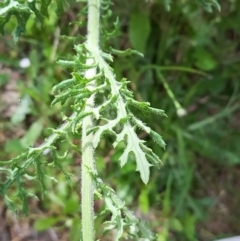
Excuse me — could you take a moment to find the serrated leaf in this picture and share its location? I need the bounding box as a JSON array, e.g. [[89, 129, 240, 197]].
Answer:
[[148, 107, 167, 117], [127, 98, 150, 110], [114, 124, 152, 184], [127, 99, 167, 117]]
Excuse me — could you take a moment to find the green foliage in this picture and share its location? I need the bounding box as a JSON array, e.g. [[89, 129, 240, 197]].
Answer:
[[0, 0, 70, 41], [93, 171, 157, 240], [0, 0, 166, 240], [0, 0, 31, 41], [2, 0, 239, 241], [129, 11, 151, 53]]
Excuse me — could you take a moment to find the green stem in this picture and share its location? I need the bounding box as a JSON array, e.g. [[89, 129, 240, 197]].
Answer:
[[81, 0, 100, 240]]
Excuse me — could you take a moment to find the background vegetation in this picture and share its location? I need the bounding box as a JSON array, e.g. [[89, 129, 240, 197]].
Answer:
[[0, 0, 239, 240]]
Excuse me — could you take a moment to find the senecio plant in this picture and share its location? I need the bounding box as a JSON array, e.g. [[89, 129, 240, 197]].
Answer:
[[0, 0, 220, 240]]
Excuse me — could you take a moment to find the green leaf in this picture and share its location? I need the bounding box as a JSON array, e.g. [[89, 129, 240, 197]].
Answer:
[[64, 194, 79, 214], [145, 153, 161, 168], [110, 47, 144, 58], [129, 11, 151, 53], [169, 218, 183, 232], [0, 0, 55, 41], [11, 95, 32, 124], [130, 115, 151, 133], [193, 48, 217, 71], [52, 78, 76, 92], [5, 139, 25, 154], [71, 111, 92, 133], [127, 98, 167, 117], [0, 1, 31, 41], [139, 188, 149, 214], [20, 120, 44, 148], [150, 130, 166, 149], [34, 217, 59, 231], [70, 217, 82, 241], [148, 107, 167, 117], [113, 124, 152, 184]]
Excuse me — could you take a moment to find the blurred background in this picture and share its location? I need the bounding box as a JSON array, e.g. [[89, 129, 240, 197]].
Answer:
[[0, 0, 239, 240]]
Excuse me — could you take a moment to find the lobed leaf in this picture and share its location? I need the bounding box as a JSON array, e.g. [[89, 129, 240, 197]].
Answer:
[[113, 124, 152, 184], [92, 172, 157, 240]]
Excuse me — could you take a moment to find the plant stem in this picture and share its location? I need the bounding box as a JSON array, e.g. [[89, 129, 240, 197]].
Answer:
[[81, 0, 100, 240]]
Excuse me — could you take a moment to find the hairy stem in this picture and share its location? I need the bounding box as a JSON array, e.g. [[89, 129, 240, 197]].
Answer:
[[81, 0, 100, 240]]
